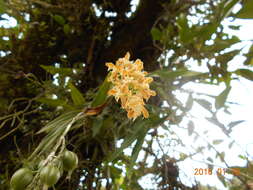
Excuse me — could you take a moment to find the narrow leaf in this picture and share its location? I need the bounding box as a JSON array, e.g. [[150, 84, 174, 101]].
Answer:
[[187, 120, 194, 136], [92, 117, 103, 137], [91, 78, 111, 107], [53, 15, 65, 25], [236, 0, 253, 19], [213, 139, 223, 145], [150, 69, 204, 80], [36, 97, 67, 107], [215, 86, 231, 109], [195, 99, 212, 112], [185, 94, 193, 111], [129, 127, 146, 170], [228, 120, 245, 128], [217, 172, 227, 187], [68, 82, 85, 106], [40, 65, 73, 75], [235, 69, 253, 81], [151, 28, 162, 41], [222, 0, 242, 19]]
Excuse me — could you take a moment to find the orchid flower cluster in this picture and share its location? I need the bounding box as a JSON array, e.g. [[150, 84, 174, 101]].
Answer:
[[106, 52, 156, 120]]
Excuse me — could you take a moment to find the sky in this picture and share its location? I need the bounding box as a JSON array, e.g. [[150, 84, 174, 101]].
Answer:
[[137, 3, 253, 190], [1, 1, 253, 189], [161, 18, 253, 190]]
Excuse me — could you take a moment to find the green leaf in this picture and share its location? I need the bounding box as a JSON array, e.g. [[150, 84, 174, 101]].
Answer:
[[217, 172, 227, 187], [0, 0, 7, 14], [228, 120, 245, 128], [235, 69, 253, 81], [207, 157, 213, 163], [228, 141, 235, 149], [128, 127, 146, 172], [185, 94, 193, 111], [150, 69, 204, 80], [91, 77, 111, 107], [40, 65, 73, 75], [92, 117, 103, 137], [107, 115, 167, 162], [68, 82, 85, 106], [177, 13, 193, 43], [236, 0, 253, 19], [222, 0, 242, 19], [63, 24, 71, 34], [215, 86, 231, 109], [219, 151, 225, 162], [36, 97, 68, 108], [53, 15, 65, 25], [198, 23, 219, 41], [213, 139, 223, 145], [238, 154, 247, 160], [30, 110, 81, 160], [151, 28, 162, 41], [195, 99, 212, 112], [37, 110, 80, 134], [107, 120, 147, 162]]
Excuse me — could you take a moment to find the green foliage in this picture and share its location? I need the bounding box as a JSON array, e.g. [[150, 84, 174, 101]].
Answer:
[[91, 78, 111, 107], [215, 86, 231, 109], [151, 27, 162, 41], [40, 65, 74, 76], [235, 69, 253, 81], [68, 82, 85, 106], [1, 0, 253, 189], [236, 0, 253, 19]]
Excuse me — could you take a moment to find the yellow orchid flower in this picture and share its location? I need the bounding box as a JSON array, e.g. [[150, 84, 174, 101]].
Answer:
[[106, 52, 156, 120]]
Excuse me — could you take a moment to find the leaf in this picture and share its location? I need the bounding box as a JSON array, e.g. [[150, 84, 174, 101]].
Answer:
[[198, 23, 219, 41], [217, 172, 227, 187], [92, 117, 103, 137], [238, 154, 247, 160], [53, 15, 65, 25], [177, 13, 193, 43], [129, 127, 146, 172], [91, 78, 111, 107], [207, 157, 213, 163], [0, 0, 7, 14], [216, 50, 240, 65], [107, 115, 167, 162], [228, 25, 241, 30], [187, 120, 194, 136], [235, 69, 253, 81], [228, 141, 235, 149], [68, 82, 85, 106], [185, 94, 193, 111], [63, 24, 71, 34], [236, 0, 253, 19], [36, 97, 67, 107], [151, 27, 162, 41], [213, 139, 223, 145], [228, 120, 245, 128], [150, 69, 204, 80], [219, 151, 225, 162], [40, 65, 73, 75], [222, 0, 242, 19], [215, 86, 231, 109], [107, 119, 147, 162], [29, 110, 82, 160], [37, 110, 80, 134], [195, 99, 212, 112]]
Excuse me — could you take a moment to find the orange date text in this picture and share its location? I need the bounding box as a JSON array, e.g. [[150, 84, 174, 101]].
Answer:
[[194, 168, 240, 176]]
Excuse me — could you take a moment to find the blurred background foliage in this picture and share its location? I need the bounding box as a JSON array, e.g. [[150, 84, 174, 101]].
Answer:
[[0, 0, 253, 189]]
